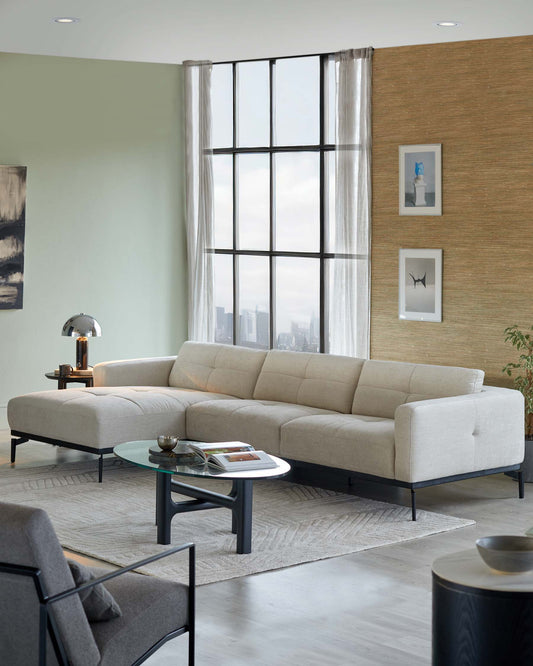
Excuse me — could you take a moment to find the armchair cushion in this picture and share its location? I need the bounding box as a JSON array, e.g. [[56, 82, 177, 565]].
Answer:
[[90, 567, 190, 666], [67, 560, 121, 622]]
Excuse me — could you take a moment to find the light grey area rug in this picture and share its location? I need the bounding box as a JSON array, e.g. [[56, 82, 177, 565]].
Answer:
[[0, 459, 474, 585]]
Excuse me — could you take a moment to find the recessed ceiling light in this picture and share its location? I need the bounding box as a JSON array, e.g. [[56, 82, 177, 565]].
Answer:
[[53, 17, 80, 24], [435, 21, 461, 28]]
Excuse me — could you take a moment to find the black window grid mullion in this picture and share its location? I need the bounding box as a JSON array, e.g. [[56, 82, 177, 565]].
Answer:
[[319, 54, 326, 353], [213, 249, 367, 260], [213, 145, 336, 154], [215, 50, 333, 66], [269, 59, 275, 350], [232, 62, 238, 346]]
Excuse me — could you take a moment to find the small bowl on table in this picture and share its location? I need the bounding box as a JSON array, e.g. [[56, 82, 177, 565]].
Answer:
[[157, 435, 179, 451], [476, 535, 533, 574]]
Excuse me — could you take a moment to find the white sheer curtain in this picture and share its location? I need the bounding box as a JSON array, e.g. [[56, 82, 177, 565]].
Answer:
[[183, 60, 215, 341], [329, 48, 372, 358]]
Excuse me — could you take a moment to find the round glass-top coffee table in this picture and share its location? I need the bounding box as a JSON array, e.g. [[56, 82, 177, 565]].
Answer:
[[114, 440, 291, 554]]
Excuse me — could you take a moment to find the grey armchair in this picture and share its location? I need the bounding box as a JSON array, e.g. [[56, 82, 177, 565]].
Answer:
[[0, 502, 195, 665]]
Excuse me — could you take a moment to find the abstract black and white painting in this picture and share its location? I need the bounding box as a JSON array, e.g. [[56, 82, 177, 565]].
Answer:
[[399, 144, 442, 215], [399, 248, 442, 322], [0, 166, 27, 309]]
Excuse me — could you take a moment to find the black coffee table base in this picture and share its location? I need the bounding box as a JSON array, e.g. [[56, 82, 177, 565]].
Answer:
[[156, 473, 253, 554]]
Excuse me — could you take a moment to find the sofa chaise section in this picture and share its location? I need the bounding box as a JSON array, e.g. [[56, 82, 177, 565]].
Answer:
[[8, 342, 267, 481], [8, 386, 235, 467]]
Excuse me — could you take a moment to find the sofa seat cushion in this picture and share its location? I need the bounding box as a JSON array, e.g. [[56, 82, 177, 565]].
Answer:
[[186, 399, 337, 456], [169, 341, 267, 399], [280, 414, 396, 479], [90, 567, 189, 666], [253, 349, 364, 413], [8, 387, 236, 449], [352, 360, 485, 419]]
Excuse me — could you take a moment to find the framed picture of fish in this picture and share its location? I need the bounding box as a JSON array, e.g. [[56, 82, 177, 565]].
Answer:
[[399, 248, 442, 322], [399, 144, 442, 215]]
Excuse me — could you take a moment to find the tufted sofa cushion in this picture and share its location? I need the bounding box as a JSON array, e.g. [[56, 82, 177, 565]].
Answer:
[[281, 413, 396, 479], [253, 350, 364, 413], [7, 386, 236, 448], [352, 360, 485, 419], [168, 341, 267, 399], [187, 399, 337, 456]]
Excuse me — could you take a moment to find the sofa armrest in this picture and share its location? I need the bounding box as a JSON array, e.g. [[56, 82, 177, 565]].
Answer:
[[394, 387, 524, 483], [93, 356, 177, 387]]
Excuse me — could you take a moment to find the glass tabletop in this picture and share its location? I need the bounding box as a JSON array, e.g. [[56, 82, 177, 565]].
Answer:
[[114, 440, 291, 480]]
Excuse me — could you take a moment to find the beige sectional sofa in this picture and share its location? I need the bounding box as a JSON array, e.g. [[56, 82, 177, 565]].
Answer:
[[8, 341, 525, 519]]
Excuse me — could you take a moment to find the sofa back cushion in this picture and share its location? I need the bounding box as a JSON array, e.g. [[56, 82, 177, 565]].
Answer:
[[168, 342, 267, 399], [253, 350, 364, 413], [352, 359, 485, 418]]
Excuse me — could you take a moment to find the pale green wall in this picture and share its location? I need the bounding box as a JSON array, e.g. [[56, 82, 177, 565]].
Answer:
[[0, 53, 187, 428]]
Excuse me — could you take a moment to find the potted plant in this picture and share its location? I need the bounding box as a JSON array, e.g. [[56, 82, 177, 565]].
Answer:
[[503, 324, 533, 481]]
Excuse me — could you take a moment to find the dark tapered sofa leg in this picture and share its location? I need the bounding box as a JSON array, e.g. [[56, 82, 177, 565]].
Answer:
[[98, 454, 104, 483], [411, 489, 417, 521], [518, 470, 525, 499], [11, 436, 28, 464], [188, 544, 195, 666]]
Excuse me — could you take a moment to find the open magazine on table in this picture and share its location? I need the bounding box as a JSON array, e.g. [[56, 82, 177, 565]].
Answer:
[[206, 449, 278, 471], [188, 441, 255, 463]]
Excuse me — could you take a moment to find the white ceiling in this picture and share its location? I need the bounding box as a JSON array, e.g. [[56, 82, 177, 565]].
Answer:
[[0, 0, 531, 65]]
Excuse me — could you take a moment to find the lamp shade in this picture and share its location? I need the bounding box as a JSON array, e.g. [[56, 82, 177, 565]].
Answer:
[[62, 313, 102, 338]]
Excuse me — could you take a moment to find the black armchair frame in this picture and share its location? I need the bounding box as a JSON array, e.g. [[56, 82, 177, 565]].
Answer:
[[0, 542, 195, 666]]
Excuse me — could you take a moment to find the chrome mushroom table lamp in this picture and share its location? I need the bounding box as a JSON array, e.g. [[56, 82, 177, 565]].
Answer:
[[62, 313, 101, 373]]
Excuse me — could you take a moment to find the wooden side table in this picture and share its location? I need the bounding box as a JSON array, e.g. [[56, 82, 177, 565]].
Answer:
[[432, 548, 533, 665], [45, 371, 94, 390]]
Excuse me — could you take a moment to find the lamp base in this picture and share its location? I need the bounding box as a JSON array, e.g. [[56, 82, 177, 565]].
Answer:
[[76, 336, 88, 370], [71, 368, 93, 376]]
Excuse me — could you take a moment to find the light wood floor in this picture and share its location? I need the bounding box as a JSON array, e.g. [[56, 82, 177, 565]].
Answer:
[[1, 431, 529, 665]]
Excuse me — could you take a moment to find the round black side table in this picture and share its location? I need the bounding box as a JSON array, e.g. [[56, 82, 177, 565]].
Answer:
[[45, 371, 94, 390], [432, 548, 533, 666]]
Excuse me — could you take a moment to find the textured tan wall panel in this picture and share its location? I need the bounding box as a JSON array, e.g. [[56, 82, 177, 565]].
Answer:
[[371, 36, 533, 386]]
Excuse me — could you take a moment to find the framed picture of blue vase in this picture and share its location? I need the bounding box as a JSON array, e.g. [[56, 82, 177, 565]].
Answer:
[[399, 144, 442, 215]]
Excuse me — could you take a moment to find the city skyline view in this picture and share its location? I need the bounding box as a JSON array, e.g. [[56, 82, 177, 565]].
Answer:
[[214, 252, 321, 351], [216, 304, 320, 352]]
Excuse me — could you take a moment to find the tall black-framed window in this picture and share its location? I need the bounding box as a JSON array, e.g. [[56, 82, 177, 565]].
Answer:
[[211, 53, 339, 352]]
